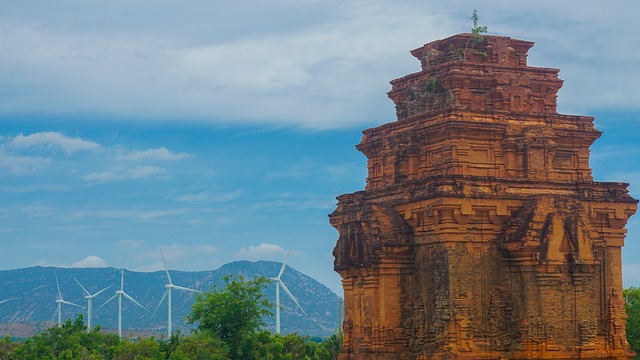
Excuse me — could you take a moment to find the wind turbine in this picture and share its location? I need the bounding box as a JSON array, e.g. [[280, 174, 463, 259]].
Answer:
[[271, 243, 306, 334], [153, 248, 200, 338], [54, 273, 83, 327], [74, 278, 113, 332], [0, 298, 13, 305], [98, 262, 150, 338]]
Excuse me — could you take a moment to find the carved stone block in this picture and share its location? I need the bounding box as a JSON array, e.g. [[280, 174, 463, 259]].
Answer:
[[330, 33, 637, 359]]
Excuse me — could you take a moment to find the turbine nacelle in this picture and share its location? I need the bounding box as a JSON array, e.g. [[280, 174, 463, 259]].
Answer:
[[154, 247, 201, 339], [75, 278, 113, 332], [97, 261, 149, 338], [53, 272, 83, 327], [271, 241, 306, 334]]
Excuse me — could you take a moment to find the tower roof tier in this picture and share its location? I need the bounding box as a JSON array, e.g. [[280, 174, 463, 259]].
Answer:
[[389, 34, 563, 119]]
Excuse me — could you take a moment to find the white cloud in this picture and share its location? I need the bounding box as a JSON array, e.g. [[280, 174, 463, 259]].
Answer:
[[195, 245, 218, 254], [0, 151, 51, 175], [175, 189, 244, 203], [234, 243, 288, 261], [81, 171, 119, 182], [9, 132, 101, 154], [32, 260, 47, 267], [72, 255, 109, 268], [159, 244, 217, 260], [264, 160, 317, 181], [33, 256, 108, 269], [133, 243, 220, 272], [136, 209, 188, 220], [18, 205, 56, 218], [124, 165, 165, 179], [115, 239, 144, 249], [93, 208, 188, 221], [82, 165, 165, 182], [116, 147, 191, 162], [265, 160, 364, 183], [250, 194, 336, 211], [0, 1, 453, 128]]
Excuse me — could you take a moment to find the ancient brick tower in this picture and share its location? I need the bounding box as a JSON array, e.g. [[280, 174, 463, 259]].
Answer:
[[329, 33, 637, 359]]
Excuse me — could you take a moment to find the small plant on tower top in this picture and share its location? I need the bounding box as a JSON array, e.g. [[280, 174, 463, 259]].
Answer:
[[450, 9, 489, 61]]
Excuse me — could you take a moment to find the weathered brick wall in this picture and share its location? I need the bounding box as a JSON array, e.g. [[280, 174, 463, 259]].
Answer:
[[330, 34, 637, 359]]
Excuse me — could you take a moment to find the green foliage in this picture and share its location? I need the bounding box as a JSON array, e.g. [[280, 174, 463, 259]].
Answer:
[[158, 333, 182, 359], [186, 274, 273, 359], [169, 333, 228, 360], [470, 9, 488, 35], [3, 323, 342, 360], [11, 315, 120, 360], [625, 286, 640, 358], [2, 280, 343, 360], [249, 331, 316, 360], [0, 335, 17, 360], [450, 9, 489, 61], [314, 332, 342, 360], [114, 337, 165, 360], [424, 77, 440, 92]]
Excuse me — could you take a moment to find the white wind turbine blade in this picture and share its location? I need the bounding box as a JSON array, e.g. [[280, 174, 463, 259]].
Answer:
[[279, 280, 306, 316], [54, 272, 84, 326], [153, 289, 169, 316], [120, 266, 125, 291], [74, 278, 90, 296], [55, 272, 62, 300], [278, 245, 294, 278], [75, 278, 113, 298], [61, 300, 84, 308], [157, 247, 201, 338], [97, 293, 119, 311], [74, 278, 112, 332], [122, 291, 150, 313], [0, 299, 13, 305], [274, 240, 298, 334], [55, 273, 63, 326], [93, 284, 114, 297], [172, 285, 200, 293], [51, 308, 58, 323], [159, 248, 172, 285]]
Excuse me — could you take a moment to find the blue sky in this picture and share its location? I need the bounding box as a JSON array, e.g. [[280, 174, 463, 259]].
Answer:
[[1, 1, 640, 295]]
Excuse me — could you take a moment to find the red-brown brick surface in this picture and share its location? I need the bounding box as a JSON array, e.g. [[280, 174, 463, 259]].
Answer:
[[330, 34, 637, 359]]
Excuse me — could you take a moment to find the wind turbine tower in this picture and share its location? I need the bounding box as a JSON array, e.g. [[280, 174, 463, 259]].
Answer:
[[271, 243, 306, 334], [75, 278, 113, 332], [98, 262, 150, 338], [54, 272, 83, 327], [153, 248, 200, 338]]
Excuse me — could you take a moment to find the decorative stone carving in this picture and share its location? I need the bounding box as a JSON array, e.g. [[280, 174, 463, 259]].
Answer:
[[330, 33, 637, 359]]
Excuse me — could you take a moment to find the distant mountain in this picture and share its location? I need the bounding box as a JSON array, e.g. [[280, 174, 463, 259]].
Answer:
[[0, 261, 342, 338]]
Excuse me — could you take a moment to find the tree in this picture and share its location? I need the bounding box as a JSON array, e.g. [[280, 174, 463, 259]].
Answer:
[[5, 275, 335, 359], [248, 331, 320, 360], [314, 332, 342, 360], [186, 275, 273, 359], [0, 335, 17, 360], [450, 9, 489, 61], [625, 286, 640, 358], [11, 315, 120, 360], [169, 333, 229, 360], [113, 337, 164, 360]]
